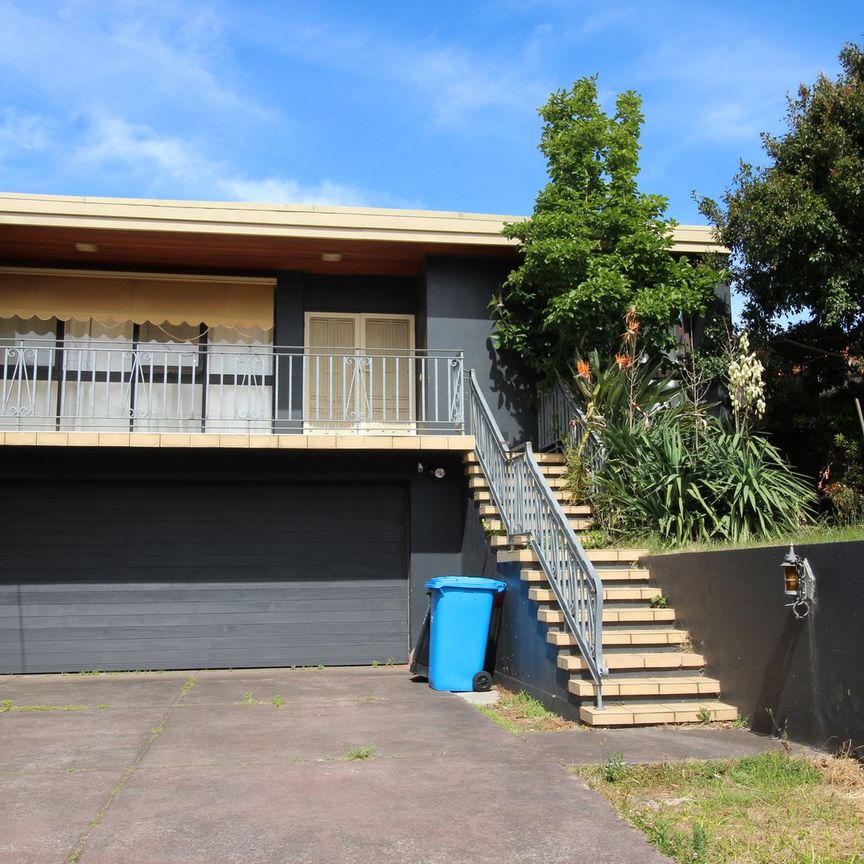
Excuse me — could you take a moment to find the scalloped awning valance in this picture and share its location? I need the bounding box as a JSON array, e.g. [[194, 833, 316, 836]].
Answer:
[[0, 269, 275, 329]]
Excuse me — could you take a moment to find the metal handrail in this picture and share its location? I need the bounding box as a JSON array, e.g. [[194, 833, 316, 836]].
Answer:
[[0, 339, 464, 434], [466, 371, 606, 705], [538, 377, 606, 479]]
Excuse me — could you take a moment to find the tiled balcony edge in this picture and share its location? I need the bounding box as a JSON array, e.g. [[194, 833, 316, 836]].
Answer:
[[0, 431, 476, 451]]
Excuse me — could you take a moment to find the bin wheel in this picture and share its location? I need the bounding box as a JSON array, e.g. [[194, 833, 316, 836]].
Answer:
[[472, 671, 493, 692]]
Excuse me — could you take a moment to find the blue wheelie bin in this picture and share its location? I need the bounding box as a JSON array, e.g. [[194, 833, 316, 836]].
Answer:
[[424, 576, 506, 692]]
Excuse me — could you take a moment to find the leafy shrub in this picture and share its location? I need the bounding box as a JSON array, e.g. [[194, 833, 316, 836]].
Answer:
[[587, 416, 815, 546]]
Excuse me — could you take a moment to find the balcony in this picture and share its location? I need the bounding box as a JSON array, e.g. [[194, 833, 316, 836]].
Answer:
[[0, 340, 468, 447]]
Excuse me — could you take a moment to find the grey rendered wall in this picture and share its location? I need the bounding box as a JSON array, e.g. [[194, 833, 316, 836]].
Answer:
[[423, 256, 537, 447], [646, 542, 864, 752]]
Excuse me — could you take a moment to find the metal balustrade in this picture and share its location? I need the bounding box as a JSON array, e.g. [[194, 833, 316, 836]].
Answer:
[[538, 377, 606, 479], [0, 339, 465, 434], [466, 371, 607, 704]]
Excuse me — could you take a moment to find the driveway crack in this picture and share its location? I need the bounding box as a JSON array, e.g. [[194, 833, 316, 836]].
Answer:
[[64, 673, 197, 864]]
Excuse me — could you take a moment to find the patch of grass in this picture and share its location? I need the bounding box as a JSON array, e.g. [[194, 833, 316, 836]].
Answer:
[[97, 704, 112, 710], [179, 675, 196, 698], [345, 744, 375, 761], [270, 695, 285, 708], [601, 751, 627, 783], [0, 700, 88, 713], [650, 594, 669, 609], [640, 521, 864, 556], [241, 691, 258, 705], [475, 689, 580, 734], [576, 749, 864, 863]]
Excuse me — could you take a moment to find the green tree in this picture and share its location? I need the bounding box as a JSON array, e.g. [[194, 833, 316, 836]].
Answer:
[[699, 42, 864, 335], [698, 43, 864, 482], [495, 76, 722, 378]]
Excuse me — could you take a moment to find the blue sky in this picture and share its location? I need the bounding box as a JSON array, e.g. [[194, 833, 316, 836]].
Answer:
[[0, 0, 860, 224]]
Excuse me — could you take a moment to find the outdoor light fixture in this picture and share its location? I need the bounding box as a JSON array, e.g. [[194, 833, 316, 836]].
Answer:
[[74, 242, 98, 253], [780, 544, 816, 620], [416, 462, 445, 479], [320, 251, 342, 262], [495, 291, 505, 309]]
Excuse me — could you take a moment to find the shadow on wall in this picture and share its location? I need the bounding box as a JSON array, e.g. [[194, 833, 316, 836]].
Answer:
[[486, 340, 538, 448], [646, 542, 864, 753]]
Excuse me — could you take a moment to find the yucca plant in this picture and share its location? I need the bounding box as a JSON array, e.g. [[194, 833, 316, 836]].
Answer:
[[592, 418, 815, 546]]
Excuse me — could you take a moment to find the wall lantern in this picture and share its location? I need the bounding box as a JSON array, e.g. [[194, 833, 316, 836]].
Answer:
[[780, 544, 816, 620], [416, 462, 446, 479]]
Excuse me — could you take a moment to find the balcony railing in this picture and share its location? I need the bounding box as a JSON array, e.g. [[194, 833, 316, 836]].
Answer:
[[0, 340, 465, 435]]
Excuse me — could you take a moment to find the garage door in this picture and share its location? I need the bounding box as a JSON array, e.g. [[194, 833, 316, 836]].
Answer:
[[0, 481, 408, 673]]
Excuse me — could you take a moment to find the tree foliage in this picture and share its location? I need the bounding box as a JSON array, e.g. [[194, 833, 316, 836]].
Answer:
[[699, 43, 864, 335], [495, 76, 722, 378]]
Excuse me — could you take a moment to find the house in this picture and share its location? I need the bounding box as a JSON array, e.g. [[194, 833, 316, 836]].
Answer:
[[0, 192, 731, 725]]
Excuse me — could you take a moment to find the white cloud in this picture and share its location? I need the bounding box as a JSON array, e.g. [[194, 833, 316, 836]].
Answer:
[[76, 114, 205, 180], [639, 35, 815, 146], [0, 0, 270, 122], [0, 108, 51, 152], [242, 11, 549, 130], [67, 112, 407, 207], [219, 177, 377, 207]]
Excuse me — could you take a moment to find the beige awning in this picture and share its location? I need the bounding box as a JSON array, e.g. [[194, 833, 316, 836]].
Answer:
[[0, 269, 274, 329]]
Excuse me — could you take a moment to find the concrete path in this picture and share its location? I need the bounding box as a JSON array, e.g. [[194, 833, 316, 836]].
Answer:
[[0, 668, 781, 864]]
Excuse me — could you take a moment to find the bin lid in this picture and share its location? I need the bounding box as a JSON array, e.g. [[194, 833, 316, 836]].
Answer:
[[425, 576, 506, 592]]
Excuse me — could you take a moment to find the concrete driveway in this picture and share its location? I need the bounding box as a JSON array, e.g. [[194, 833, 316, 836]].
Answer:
[[0, 667, 776, 864]]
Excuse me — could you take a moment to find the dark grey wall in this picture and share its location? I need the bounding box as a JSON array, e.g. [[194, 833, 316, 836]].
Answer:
[[423, 256, 537, 447], [646, 542, 864, 752], [0, 447, 467, 648], [301, 274, 417, 315]]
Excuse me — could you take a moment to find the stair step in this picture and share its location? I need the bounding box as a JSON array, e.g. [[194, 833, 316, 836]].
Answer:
[[472, 490, 492, 503], [533, 453, 567, 464], [538, 606, 675, 624], [500, 548, 647, 566], [529, 586, 661, 603], [468, 476, 490, 490], [539, 464, 567, 476], [587, 548, 648, 563], [605, 585, 662, 601], [464, 464, 485, 476], [560, 503, 593, 516], [569, 676, 722, 699], [543, 475, 569, 489], [548, 628, 689, 647], [579, 701, 738, 727], [478, 504, 499, 517], [522, 567, 649, 584], [558, 652, 705, 672]]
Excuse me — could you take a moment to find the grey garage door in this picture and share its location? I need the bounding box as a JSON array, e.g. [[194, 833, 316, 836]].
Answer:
[[0, 481, 408, 673]]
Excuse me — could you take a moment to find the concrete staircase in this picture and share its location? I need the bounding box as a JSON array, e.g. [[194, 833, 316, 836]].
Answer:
[[465, 451, 738, 728]]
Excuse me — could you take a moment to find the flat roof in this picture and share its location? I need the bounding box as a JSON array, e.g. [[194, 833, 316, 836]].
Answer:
[[0, 192, 720, 251], [0, 192, 723, 276]]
